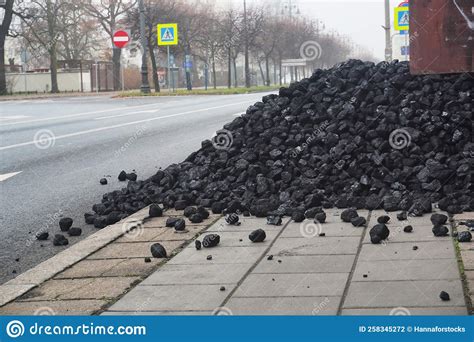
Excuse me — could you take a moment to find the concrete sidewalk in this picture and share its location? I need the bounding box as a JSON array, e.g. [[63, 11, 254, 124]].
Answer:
[[103, 209, 472, 316]]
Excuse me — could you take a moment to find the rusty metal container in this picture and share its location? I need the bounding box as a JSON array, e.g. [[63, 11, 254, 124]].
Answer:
[[410, 0, 474, 74]]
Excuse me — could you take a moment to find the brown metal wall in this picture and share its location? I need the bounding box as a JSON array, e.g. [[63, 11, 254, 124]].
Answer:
[[410, 0, 474, 74]]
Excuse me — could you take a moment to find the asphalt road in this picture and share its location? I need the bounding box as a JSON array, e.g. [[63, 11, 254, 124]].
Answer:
[[0, 92, 273, 284]]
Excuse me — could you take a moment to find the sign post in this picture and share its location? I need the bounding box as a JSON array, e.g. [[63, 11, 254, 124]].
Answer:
[[157, 24, 179, 92], [394, 2, 410, 61], [113, 30, 130, 91]]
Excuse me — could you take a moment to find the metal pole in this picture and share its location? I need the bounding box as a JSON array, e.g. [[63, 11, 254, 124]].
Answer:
[[244, 0, 250, 88], [167, 46, 171, 93], [95, 62, 99, 94], [384, 0, 392, 62], [121, 53, 125, 91], [139, 0, 151, 93]]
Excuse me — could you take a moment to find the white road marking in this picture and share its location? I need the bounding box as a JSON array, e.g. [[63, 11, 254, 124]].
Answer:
[[0, 115, 31, 121], [0, 101, 252, 152], [0, 103, 161, 127], [94, 109, 160, 120], [0, 171, 22, 182]]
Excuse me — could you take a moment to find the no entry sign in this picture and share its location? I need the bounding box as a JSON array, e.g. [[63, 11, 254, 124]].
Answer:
[[113, 30, 130, 49]]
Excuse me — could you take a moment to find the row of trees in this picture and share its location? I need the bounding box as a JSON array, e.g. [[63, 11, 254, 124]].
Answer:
[[0, 0, 376, 95]]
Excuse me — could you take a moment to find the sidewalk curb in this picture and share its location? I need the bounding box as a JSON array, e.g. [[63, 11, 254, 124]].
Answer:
[[0, 208, 149, 307]]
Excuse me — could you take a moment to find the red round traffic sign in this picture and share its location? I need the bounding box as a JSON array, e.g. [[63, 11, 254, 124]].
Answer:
[[113, 30, 130, 49]]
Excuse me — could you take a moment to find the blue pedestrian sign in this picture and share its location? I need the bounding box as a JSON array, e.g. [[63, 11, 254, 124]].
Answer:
[[157, 24, 178, 46]]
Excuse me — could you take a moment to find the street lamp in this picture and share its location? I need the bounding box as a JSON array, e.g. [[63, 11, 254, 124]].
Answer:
[[139, 0, 151, 93]]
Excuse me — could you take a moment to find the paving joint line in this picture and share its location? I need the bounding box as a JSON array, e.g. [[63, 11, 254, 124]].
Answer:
[[450, 215, 473, 315], [336, 210, 371, 315], [217, 219, 293, 312]]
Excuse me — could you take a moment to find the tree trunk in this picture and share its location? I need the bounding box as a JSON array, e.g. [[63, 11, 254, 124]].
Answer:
[[279, 58, 282, 85], [50, 46, 59, 93], [112, 47, 122, 91], [233, 58, 238, 88], [148, 43, 160, 93], [265, 55, 270, 86], [0, 0, 14, 95], [212, 54, 217, 89], [227, 48, 232, 89], [258, 60, 265, 86]]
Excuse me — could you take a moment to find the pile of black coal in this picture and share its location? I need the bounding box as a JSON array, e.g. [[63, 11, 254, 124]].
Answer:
[[86, 60, 473, 229]]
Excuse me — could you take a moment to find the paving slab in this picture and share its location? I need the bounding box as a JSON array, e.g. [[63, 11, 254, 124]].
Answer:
[[226, 296, 340, 316], [358, 241, 455, 261], [232, 273, 349, 298], [253, 255, 355, 274], [143, 213, 221, 228], [269, 237, 360, 256], [343, 280, 466, 308], [282, 221, 364, 238], [341, 307, 468, 316], [167, 245, 267, 265], [363, 224, 451, 244], [352, 259, 460, 282], [18, 277, 139, 301], [0, 299, 107, 316], [0, 285, 36, 307], [107, 284, 230, 312], [55, 259, 126, 279], [102, 310, 213, 316], [88, 241, 184, 260], [206, 217, 288, 233], [141, 263, 251, 286], [187, 230, 279, 248], [116, 225, 206, 243], [461, 250, 474, 271]]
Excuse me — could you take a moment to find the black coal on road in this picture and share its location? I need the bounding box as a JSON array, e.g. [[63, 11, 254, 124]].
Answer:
[[85, 60, 473, 227]]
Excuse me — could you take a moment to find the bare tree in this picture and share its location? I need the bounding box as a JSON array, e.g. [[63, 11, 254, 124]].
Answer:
[[84, 0, 136, 91], [0, 0, 15, 94]]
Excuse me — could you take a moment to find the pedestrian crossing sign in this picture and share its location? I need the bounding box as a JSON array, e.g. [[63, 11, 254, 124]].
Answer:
[[157, 23, 178, 46], [394, 7, 409, 31]]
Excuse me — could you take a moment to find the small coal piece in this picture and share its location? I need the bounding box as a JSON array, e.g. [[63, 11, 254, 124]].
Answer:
[[351, 216, 366, 227], [249, 229, 266, 243], [432, 225, 449, 237], [53, 234, 69, 246], [149, 204, 163, 218], [150, 243, 167, 258], [397, 212, 408, 221], [36, 232, 49, 241], [100, 178, 108, 185], [403, 225, 413, 233], [174, 219, 186, 232], [195, 240, 202, 250], [377, 216, 391, 224], [203, 234, 220, 248], [431, 214, 448, 226], [314, 212, 327, 224], [68, 228, 82, 237], [341, 209, 358, 222], [59, 218, 73, 232], [457, 231, 472, 243], [439, 291, 450, 301], [267, 215, 282, 226], [118, 171, 127, 181]]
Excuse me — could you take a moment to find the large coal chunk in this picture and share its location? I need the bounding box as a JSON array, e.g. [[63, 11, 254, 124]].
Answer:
[[150, 243, 167, 258], [431, 214, 448, 226], [341, 209, 358, 223], [432, 225, 449, 237], [59, 218, 73, 232], [53, 234, 69, 246], [249, 229, 266, 243], [202, 234, 220, 248], [149, 204, 163, 218], [369, 224, 390, 244], [458, 231, 472, 243]]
